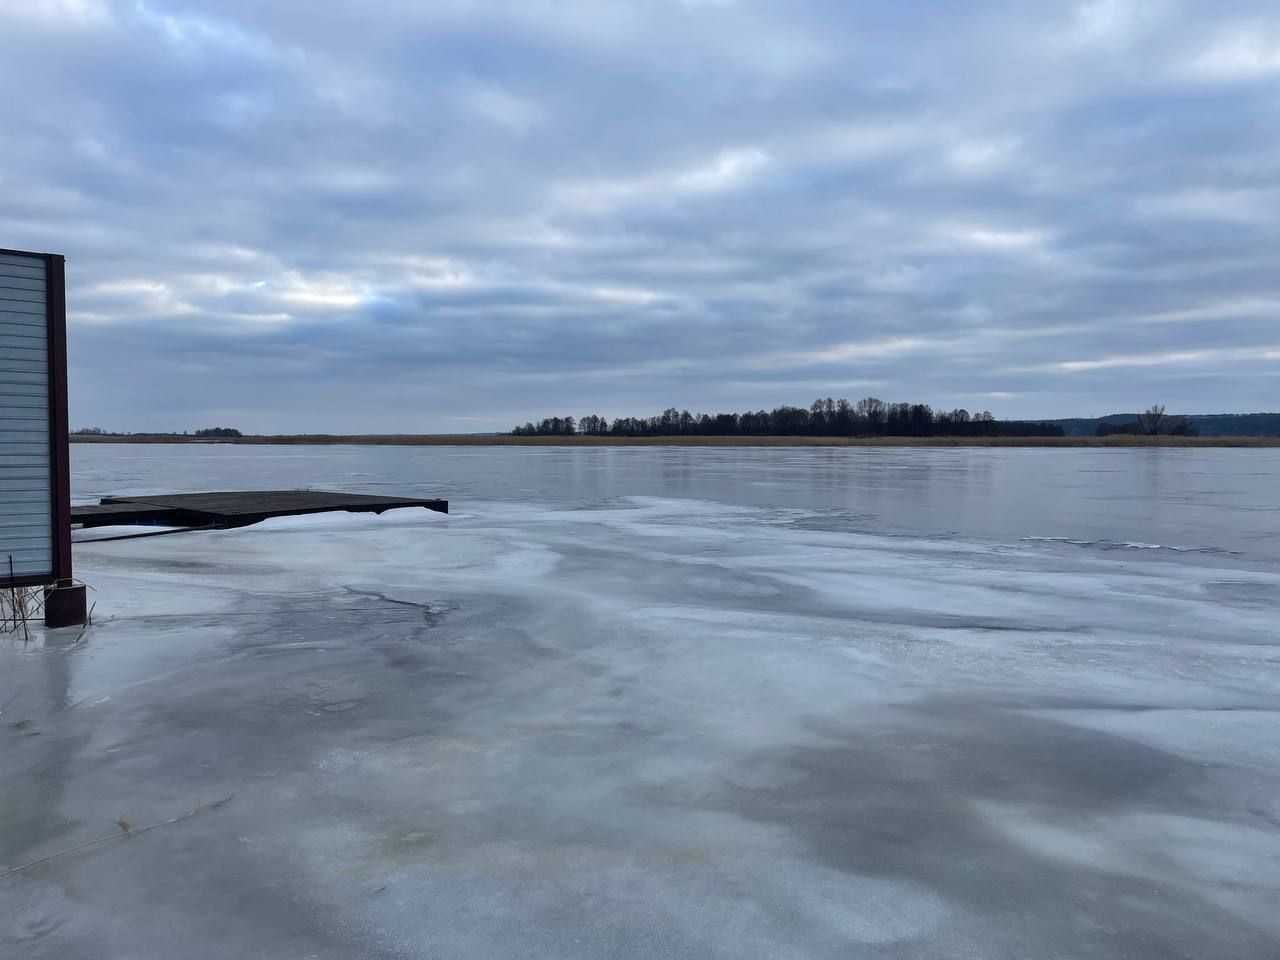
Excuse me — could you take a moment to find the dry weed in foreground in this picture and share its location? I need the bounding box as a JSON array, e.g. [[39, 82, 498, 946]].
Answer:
[[1, 584, 43, 641]]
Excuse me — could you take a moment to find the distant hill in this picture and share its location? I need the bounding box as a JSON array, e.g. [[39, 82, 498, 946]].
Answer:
[[1031, 413, 1280, 438]]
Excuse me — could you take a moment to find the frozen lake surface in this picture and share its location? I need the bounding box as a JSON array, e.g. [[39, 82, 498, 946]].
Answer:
[[4, 444, 1279, 957]]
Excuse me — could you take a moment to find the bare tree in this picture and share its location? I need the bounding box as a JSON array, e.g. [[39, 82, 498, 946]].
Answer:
[[1137, 404, 1167, 436], [855, 397, 886, 432]]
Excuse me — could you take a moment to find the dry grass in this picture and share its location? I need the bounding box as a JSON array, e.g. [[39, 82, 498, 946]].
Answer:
[[72, 433, 1280, 448], [1, 585, 42, 639]]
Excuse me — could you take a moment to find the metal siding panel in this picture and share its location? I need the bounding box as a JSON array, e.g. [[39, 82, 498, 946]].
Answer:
[[2, 460, 50, 473], [0, 364, 46, 380], [0, 508, 51, 524], [0, 512, 51, 527], [2, 508, 52, 521], [0, 324, 48, 336], [0, 344, 47, 361], [0, 343, 47, 360], [0, 290, 45, 305], [5, 548, 52, 560], [0, 254, 52, 583], [0, 488, 49, 503], [5, 550, 53, 562], [0, 498, 50, 512], [0, 301, 45, 316], [0, 527, 52, 542], [0, 298, 44, 312], [8, 548, 53, 561], [3, 490, 52, 505], [4, 554, 54, 578], [0, 373, 46, 385], [0, 546, 50, 562], [0, 540, 52, 576], [0, 398, 48, 412], [0, 442, 48, 456], [0, 368, 47, 385], [0, 349, 47, 373], [1, 527, 53, 542], [3, 541, 51, 553], [0, 345, 47, 369], [6, 561, 54, 573], [0, 309, 49, 323], [0, 265, 46, 281], [0, 336, 49, 354], [0, 445, 49, 459], [0, 336, 46, 351], [0, 388, 48, 404], [0, 341, 47, 357], [8, 555, 54, 566], [4, 544, 53, 557], [0, 276, 46, 292], [0, 535, 51, 548], [0, 343, 46, 367], [0, 253, 45, 271], [0, 284, 44, 299], [0, 462, 50, 475]]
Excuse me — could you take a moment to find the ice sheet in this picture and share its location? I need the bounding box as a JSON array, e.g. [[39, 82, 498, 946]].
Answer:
[[3, 495, 1279, 958]]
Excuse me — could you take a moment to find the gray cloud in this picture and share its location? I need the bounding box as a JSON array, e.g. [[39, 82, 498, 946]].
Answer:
[[2, 0, 1278, 431]]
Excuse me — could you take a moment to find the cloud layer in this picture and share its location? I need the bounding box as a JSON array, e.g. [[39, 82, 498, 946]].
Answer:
[[2, 0, 1278, 430]]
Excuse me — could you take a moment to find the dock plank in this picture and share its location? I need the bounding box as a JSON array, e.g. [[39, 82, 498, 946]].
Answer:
[[74, 490, 448, 530]]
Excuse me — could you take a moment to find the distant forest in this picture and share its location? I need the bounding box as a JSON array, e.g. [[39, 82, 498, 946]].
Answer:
[[73, 427, 243, 438], [1046, 412, 1280, 438], [512, 398, 1065, 438]]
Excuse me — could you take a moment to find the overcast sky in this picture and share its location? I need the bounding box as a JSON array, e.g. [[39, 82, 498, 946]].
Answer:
[[3, 1, 1278, 432]]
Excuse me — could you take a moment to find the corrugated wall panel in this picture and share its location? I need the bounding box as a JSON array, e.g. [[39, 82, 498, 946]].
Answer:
[[4, 491, 52, 508], [0, 326, 47, 341], [0, 276, 46, 292], [0, 504, 49, 522], [0, 393, 47, 408], [0, 264, 45, 280], [0, 251, 51, 579], [0, 373, 46, 386], [0, 304, 44, 317]]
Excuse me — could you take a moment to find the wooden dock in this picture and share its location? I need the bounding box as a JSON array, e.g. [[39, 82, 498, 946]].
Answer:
[[72, 490, 448, 530]]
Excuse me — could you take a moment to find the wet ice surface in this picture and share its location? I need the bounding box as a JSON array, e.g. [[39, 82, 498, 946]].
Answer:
[[4, 447, 1280, 958]]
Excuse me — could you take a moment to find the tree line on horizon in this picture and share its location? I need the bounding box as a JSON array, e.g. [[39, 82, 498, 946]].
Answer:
[[1094, 405, 1196, 437], [511, 398, 1066, 438], [72, 426, 243, 438]]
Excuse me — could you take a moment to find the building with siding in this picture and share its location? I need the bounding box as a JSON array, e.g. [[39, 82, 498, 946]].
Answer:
[[0, 248, 82, 626]]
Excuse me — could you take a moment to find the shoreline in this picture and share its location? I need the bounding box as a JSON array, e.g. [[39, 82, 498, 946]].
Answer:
[[70, 434, 1280, 448]]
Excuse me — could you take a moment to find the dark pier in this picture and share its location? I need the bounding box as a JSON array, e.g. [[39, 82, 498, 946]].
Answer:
[[73, 490, 448, 531]]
